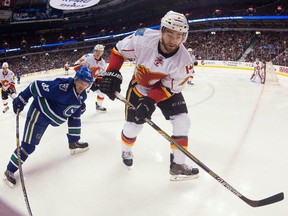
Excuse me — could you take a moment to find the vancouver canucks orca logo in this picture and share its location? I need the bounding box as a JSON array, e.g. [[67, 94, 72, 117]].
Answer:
[[63, 105, 81, 117]]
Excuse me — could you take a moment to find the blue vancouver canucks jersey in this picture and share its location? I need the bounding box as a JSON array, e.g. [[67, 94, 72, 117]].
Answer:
[[21, 77, 86, 126]]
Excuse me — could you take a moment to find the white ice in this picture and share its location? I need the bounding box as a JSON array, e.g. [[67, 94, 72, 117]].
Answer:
[[0, 66, 288, 216]]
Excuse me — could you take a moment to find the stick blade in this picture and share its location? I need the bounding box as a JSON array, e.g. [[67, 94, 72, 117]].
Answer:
[[246, 192, 284, 207]]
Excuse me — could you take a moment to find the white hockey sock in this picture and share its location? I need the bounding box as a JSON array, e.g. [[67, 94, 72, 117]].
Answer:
[[172, 149, 186, 164], [121, 142, 133, 152]]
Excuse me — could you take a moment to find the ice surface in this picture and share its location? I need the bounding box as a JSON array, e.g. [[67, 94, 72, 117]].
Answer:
[[0, 66, 287, 216]]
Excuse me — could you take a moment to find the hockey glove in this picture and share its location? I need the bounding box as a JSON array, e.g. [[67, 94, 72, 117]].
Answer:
[[99, 71, 122, 100], [13, 94, 28, 114], [135, 96, 156, 124]]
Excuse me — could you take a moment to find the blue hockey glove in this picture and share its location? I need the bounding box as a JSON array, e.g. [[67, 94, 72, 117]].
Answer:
[[13, 94, 28, 114]]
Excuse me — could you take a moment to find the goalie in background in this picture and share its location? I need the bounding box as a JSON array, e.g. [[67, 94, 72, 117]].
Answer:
[[250, 58, 265, 84]]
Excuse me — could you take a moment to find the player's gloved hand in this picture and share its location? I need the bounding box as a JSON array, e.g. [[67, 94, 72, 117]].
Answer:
[[99, 71, 122, 100], [135, 96, 156, 124], [80, 103, 86, 115], [13, 94, 28, 114]]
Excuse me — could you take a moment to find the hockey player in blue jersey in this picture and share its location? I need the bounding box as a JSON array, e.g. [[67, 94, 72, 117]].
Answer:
[[3, 66, 94, 187]]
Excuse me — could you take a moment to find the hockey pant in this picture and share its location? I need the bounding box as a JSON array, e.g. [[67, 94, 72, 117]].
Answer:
[[1, 87, 16, 107]]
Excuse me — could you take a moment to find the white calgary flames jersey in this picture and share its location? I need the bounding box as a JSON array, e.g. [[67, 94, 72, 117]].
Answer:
[[116, 28, 195, 95], [64, 63, 69, 70], [0, 69, 15, 91], [75, 53, 106, 78], [253, 61, 264, 71]]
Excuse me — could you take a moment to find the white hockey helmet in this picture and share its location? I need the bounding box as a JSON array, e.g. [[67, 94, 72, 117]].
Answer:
[[94, 44, 105, 51], [160, 11, 189, 42], [187, 48, 193, 52], [2, 62, 8, 68]]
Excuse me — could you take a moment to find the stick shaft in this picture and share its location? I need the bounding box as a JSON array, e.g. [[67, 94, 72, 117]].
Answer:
[[16, 110, 33, 216], [115, 92, 284, 207]]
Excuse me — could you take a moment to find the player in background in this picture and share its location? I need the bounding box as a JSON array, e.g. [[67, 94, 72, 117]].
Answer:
[[64, 62, 70, 75], [187, 48, 197, 85], [3, 66, 93, 187], [74, 44, 108, 111], [99, 11, 199, 180], [16, 69, 21, 84], [0, 62, 17, 113], [250, 58, 265, 84]]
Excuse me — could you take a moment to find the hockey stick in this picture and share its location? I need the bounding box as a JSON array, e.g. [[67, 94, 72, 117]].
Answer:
[[16, 110, 33, 216], [115, 92, 284, 207]]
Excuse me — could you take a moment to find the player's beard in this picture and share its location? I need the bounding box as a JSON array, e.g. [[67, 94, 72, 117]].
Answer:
[[161, 36, 180, 51]]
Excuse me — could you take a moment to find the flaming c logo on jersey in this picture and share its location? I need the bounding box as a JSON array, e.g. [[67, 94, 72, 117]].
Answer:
[[154, 56, 164, 67], [135, 65, 166, 87]]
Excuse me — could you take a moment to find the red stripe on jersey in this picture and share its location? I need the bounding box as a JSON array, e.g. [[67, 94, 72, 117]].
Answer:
[[148, 82, 172, 103], [106, 48, 125, 72]]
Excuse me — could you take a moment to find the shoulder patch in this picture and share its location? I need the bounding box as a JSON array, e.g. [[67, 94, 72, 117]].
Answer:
[[59, 83, 69, 92], [135, 28, 147, 36]]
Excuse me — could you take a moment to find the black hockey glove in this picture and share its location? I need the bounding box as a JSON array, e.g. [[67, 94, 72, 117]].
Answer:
[[13, 94, 28, 114], [135, 96, 156, 124], [99, 71, 122, 100]]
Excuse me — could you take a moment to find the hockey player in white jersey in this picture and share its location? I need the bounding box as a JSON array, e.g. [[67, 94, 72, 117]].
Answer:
[[74, 44, 107, 111], [99, 11, 199, 180], [250, 58, 265, 84], [64, 62, 69, 75], [0, 62, 17, 113]]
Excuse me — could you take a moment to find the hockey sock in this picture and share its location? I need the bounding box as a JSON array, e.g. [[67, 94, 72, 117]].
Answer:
[[7, 142, 36, 173], [171, 136, 188, 164]]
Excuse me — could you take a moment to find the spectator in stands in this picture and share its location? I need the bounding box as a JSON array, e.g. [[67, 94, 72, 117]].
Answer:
[[40, 35, 46, 45], [80, 31, 87, 41], [212, 9, 222, 17], [58, 34, 65, 43], [275, 6, 284, 15], [21, 38, 28, 51], [246, 6, 256, 16]]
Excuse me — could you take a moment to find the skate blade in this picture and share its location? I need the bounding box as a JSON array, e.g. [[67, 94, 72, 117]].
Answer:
[[126, 165, 133, 170], [170, 174, 199, 181], [3, 178, 15, 188], [70, 147, 89, 155]]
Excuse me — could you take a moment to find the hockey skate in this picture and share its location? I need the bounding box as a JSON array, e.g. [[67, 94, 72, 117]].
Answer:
[[3, 170, 16, 188], [122, 151, 133, 168], [3, 106, 9, 113], [69, 141, 89, 155], [96, 102, 107, 111], [187, 80, 194, 85], [170, 153, 199, 181]]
